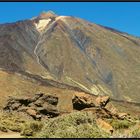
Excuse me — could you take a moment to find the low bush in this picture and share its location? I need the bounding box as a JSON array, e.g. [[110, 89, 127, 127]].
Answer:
[[21, 121, 43, 136], [0, 113, 24, 132], [109, 119, 135, 130], [35, 111, 109, 138]]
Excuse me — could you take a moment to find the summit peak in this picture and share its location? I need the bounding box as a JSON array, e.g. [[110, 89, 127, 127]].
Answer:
[[38, 11, 57, 19]]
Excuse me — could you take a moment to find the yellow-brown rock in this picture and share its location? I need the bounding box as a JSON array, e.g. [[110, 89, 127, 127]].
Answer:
[[96, 118, 114, 134]]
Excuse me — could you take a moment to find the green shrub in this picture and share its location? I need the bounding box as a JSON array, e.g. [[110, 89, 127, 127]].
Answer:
[[0, 113, 24, 132], [21, 121, 43, 136], [36, 111, 109, 138], [110, 119, 135, 130]]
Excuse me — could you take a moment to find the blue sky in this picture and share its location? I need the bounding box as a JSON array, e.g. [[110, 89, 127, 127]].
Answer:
[[1, 2, 140, 37]]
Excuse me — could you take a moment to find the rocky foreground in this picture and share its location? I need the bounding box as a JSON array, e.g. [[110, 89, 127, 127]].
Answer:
[[2, 92, 136, 137]]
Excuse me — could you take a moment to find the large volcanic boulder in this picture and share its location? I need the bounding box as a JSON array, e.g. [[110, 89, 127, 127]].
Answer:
[[72, 95, 96, 110], [72, 94, 110, 110], [3, 93, 59, 119]]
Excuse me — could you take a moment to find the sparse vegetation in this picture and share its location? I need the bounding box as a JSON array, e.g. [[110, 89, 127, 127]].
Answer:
[[0, 112, 24, 132], [108, 119, 135, 130], [35, 111, 110, 138], [21, 121, 44, 136], [0, 112, 44, 137], [0, 111, 140, 138]]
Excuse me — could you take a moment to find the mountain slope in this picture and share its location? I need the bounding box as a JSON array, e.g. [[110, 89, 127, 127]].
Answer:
[[0, 11, 140, 103]]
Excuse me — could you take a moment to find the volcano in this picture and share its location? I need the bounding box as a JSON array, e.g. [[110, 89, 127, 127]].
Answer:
[[0, 11, 140, 110]]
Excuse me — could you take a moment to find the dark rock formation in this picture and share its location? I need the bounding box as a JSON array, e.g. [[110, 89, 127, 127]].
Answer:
[[72, 94, 130, 121], [72, 95, 95, 110], [3, 92, 130, 122], [3, 93, 59, 120]]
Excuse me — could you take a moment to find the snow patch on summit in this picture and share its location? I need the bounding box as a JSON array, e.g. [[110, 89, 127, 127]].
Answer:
[[34, 19, 51, 32], [56, 16, 68, 22]]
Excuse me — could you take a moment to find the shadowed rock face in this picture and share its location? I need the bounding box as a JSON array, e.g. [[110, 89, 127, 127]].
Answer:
[[0, 11, 140, 103], [0, 20, 40, 72]]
